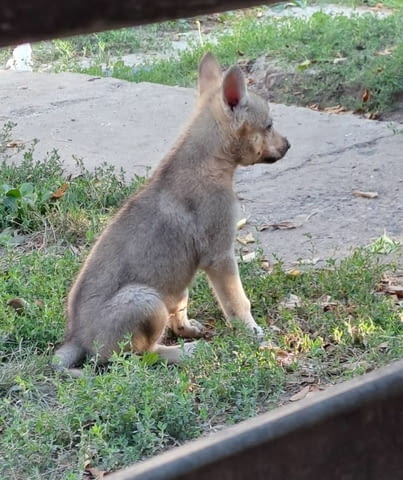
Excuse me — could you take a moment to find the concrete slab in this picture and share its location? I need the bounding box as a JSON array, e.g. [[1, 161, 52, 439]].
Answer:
[[1, 70, 402, 265]]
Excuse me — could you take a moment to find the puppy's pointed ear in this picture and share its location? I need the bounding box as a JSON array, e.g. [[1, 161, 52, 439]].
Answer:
[[198, 52, 222, 95], [222, 66, 247, 110]]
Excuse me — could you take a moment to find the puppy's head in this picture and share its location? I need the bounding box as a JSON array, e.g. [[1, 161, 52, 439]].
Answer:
[[198, 52, 290, 166]]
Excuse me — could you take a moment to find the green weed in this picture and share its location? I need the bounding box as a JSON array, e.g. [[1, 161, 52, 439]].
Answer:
[[1, 244, 401, 478], [0, 125, 144, 244], [82, 11, 403, 115], [31, 22, 196, 72], [0, 127, 402, 477], [0, 249, 79, 354]]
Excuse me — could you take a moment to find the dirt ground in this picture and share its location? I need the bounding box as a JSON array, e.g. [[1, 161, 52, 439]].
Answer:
[[234, 54, 403, 125]]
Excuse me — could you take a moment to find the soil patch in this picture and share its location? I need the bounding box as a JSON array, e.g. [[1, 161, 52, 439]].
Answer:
[[240, 54, 403, 123]]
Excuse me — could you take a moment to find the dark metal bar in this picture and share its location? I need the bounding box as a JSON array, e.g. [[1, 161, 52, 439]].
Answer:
[[109, 360, 403, 480], [0, 0, 277, 47]]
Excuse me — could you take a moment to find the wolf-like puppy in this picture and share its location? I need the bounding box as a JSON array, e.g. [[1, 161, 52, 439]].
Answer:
[[53, 53, 290, 373]]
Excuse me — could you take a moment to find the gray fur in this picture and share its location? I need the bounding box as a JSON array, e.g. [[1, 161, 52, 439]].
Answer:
[[53, 53, 290, 374]]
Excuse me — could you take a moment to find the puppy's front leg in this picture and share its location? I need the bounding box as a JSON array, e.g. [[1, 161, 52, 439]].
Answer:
[[167, 290, 205, 338], [205, 255, 263, 337]]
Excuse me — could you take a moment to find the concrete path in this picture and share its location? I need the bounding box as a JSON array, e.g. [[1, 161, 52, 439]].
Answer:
[[1, 70, 402, 265]]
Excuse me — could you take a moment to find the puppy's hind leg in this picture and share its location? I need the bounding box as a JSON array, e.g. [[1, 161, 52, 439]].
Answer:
[[52, 341, 87, 376], [91, 284, 198, 364], [152, 342, 198, 363]]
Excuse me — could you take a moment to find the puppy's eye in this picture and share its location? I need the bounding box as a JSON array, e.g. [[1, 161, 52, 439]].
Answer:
[[266, 123, 273, 131]]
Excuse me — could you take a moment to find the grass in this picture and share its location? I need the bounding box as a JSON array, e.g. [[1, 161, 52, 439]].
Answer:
[[80, 11, 403, 115], [0, 123, 145, 247], [0, 123, 402, 478]]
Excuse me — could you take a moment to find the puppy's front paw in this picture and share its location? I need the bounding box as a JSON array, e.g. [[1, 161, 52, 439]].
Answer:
[[181, 341, 198, 358], [188, 319, 205, 338], [245, 321, 264, 340], [252, 324, 264, 340]]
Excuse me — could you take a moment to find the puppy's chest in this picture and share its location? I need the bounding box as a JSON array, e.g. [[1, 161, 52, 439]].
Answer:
[[195, 197, 237, 250]]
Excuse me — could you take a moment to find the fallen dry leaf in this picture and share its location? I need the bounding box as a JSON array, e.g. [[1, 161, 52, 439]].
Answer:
[[376, 46, 395, 56], [290, 385, 310, 402], [286, 268, 302, 277], [7, 297, 29, 315], [386, 286, 403, 298], [378, 274, 403, 299], [323, 105, 346, 114], [316, 294, 338, 312], [259, 212, 317, 231], [371, 2, 385, 10], [259, 343, 296, 368], [379, 273, 403, 293], [258, 221, 298, 231], [365, 111, 380, 120], [84, 467, 107, 479], [275, 349, 296, 368], [236, 232, 256, 246], [83, 459, 108, 479], [333, 57, 347, 64], [240, 251, 256, 263], [353, 190, 378, 199], [308, 103, 320, 111], [279, 293, 302, 309], [271, 221, 298, 230], [6, 140, 24, 148], [362, 88, 370, 103], [50, 182, 69, 200], [236, 218, 247, 230]]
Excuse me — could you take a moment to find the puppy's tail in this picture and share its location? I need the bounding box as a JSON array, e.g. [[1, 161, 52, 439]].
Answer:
[[52, 341, 86, 377]]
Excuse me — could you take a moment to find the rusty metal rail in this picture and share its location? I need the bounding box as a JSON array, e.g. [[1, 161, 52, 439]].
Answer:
[[0, 0, 278, 47], [109, 360, 403, 480]]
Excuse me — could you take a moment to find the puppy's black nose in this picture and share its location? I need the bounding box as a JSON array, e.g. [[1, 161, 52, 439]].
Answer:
[[285, 138, 291, 150]]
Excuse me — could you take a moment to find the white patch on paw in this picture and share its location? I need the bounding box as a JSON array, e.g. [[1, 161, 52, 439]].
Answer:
[[188, 319, 204, 337], [182, 341, 198, 357], [254, 325, 264, 339], [246, 322, 264, 339]]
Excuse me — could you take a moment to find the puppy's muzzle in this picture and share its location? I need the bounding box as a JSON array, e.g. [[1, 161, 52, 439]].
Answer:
[[264, 138, 291, 164]]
